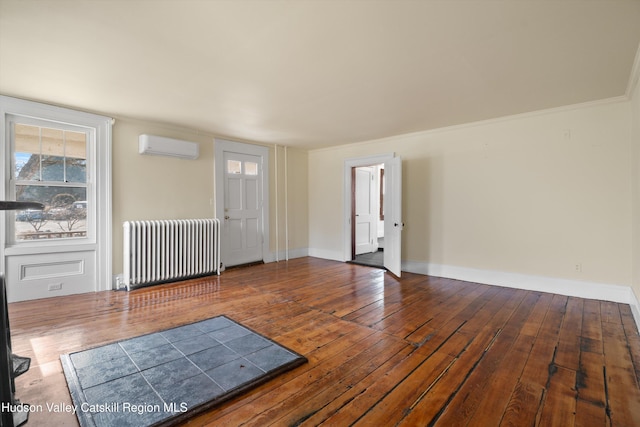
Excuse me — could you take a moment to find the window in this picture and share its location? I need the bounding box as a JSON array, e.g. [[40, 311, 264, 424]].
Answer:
[[1, 95, 113, 298], [245, 162, 258, 176], [227, 159, 258, 175], [227, 160, 242, 174], [10, 121, 90, 241]]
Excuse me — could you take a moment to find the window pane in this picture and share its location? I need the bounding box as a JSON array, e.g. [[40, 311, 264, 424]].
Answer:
[[14, 152, 39, 181], [245, 162, 258, 175], [65, 131, 87, 183], [227, 160, 242, 174], [15, 185, 87, 241], [14, 123, 40, 181], [14, 123, 40, 154], [41, 155, 65, 181], [41, 127, 65, 157], [65, 157, 87, 183], [13, 123, 87, 183], [66, 131, 87, 158]]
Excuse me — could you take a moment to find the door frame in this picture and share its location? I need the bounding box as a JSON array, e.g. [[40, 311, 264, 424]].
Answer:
[[343, 153, 394, 262], [214, 139, 270, 268], [352, 165, 380, 258]]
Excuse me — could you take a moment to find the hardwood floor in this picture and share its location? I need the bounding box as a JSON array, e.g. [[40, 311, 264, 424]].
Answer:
[[7, 257, 640, 426]]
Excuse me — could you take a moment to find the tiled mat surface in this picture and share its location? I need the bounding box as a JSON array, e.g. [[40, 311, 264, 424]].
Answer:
[[60, 316, 307, 427]]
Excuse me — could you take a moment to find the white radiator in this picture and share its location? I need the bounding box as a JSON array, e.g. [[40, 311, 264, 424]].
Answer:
[[123, 219, 221, 290]]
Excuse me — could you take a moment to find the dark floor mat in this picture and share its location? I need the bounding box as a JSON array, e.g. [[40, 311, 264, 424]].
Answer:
[[60, 315, 306, 427]]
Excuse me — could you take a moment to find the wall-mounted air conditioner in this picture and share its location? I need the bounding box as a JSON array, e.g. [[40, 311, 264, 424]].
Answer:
[[139, 134, 200, 160]]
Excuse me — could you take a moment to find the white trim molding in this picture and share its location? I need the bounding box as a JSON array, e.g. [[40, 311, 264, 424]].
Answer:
[[308, 248, 344, 263], [403, 259, 640, 333], [265, 247, 309, 264], [214, 139, 270, 268], [0, 95, 112, 298], [302, 252, 640, 332], [630, 288, 640, 335], [343, 153, 395, 263]]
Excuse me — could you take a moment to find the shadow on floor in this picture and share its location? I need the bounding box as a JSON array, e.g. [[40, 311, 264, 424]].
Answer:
[[350, 249, 384, 268]]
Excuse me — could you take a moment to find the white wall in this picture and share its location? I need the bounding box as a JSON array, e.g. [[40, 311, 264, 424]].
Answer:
[[309, 99, 633, 301]]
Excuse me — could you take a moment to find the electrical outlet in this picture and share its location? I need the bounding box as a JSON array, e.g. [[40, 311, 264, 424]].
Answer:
[[48, 283, 63, 291], [575, 263, 582, 272]]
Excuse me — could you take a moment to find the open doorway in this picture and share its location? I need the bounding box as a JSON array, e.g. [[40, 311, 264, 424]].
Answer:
[[344, 153, 402, 277], [351, 164, 385, 268]]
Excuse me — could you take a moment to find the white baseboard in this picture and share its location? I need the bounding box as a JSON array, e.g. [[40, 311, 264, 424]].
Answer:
[[307, 248, 344, 262], [264, 247, 309, 263], [403, 261, 630, 302], [630, 288, 640, 335], [402, 260, 640, 333], [275, 253, 640, 334]]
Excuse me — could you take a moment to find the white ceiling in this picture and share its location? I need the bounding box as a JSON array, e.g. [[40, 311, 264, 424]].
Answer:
[[1, 1, 639, 149]]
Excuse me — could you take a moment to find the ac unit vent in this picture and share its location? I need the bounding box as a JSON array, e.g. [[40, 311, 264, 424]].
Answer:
[[138, 134, 199, 160]]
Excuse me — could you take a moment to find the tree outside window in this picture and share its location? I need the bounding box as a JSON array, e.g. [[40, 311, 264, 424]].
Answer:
[[13, 123, 89, 241]]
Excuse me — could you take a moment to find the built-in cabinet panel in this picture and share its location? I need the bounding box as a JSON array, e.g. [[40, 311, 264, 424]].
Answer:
[[5, 250, 96, 302]]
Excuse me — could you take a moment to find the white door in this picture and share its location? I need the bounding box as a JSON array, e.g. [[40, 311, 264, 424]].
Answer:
[[222, 151, 263, 267], [383, 156, 403, 277], [355, 167, 377, 255]]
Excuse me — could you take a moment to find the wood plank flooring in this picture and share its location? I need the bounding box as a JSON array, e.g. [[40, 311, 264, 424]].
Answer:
[[7, 257, 640, 426]]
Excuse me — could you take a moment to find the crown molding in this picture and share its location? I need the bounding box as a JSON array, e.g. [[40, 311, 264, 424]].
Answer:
[[309, 94, 630, 153]]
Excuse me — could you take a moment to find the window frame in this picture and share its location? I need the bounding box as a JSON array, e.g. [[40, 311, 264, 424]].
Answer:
[[8, 115, 94, 245], [0, 95, 113, 292]]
